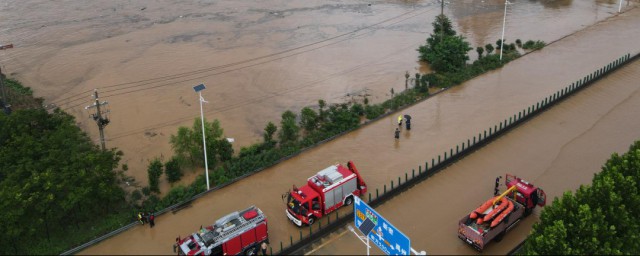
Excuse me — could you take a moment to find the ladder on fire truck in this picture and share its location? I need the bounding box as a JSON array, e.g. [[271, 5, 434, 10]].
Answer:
[[208, 206, 266, 245]]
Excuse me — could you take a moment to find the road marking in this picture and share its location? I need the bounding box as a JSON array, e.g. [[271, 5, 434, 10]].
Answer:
[[304, 228, 350, 255]]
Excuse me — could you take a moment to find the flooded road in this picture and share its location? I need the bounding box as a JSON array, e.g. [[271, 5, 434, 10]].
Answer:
[[305, 54, 640, 256], [77, 6, 640, 255], [0, 0, 637, 189]]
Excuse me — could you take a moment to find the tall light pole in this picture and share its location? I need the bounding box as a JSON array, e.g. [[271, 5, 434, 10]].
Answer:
[[193, 83, 210, 190], [499, 0, 511, 61], [618, 0, 623, 13]]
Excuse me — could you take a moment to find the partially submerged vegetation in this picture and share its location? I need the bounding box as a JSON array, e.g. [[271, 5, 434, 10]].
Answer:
[[417, 14, 545, 88]]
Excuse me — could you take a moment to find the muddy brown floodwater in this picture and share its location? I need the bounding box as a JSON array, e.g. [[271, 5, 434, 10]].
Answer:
[[0, 0, 637, 193], [305, 58, 640, 255], [74, 5, 640, 255]]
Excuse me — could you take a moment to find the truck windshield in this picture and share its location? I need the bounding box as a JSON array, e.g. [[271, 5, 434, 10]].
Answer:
[[287, 194, 307, 215]]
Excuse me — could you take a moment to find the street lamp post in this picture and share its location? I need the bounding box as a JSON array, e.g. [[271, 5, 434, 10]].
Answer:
[[499, 0, 511, 61], [618, 0, 623, 13], [193, 83, 210, 190]]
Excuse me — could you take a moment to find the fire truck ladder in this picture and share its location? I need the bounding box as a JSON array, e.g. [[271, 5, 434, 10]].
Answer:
[[212, 208, 266, 245]]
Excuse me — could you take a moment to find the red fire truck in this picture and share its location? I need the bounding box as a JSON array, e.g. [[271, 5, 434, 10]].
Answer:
[[177, 206, 268, 255], [458, 174, 546, 251], [285, 161, 367, 226]]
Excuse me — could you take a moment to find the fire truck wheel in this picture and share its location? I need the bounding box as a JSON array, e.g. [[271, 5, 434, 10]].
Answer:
[[243, 245, 259, 255], [344, 196, 354, 206], [308, 216, 316, 225]]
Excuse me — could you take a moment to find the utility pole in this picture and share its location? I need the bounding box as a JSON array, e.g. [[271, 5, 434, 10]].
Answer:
[[440, 0, 445, 44], [85, 89, 110, 150], [0, 67, 9, 114]]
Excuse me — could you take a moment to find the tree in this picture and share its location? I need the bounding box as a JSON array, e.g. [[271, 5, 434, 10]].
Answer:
[[429, 14, 456, 47], [147, 158, 163, 193], [278, 110, 299, 145], [170, 118, 227, 169], [300, 107, 319, 132], [476, 46, 484, 58], [263, 122, 277, 146], [164, 156, 183, 183], [485, 43, 494, 54], [417, 14, 471, 73], [0, 108, 124, 254], [423, 35, 472, 73], [214, 138, 233, 162], [169, 126, 197, 166], [521, 140, 640, 255], [318, 100, 327, 122]]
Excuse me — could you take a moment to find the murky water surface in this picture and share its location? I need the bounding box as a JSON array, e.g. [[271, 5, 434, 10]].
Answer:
[[1, 0, 636, 187], [1, 0, 639, 254], [305, 55, 640, 256]]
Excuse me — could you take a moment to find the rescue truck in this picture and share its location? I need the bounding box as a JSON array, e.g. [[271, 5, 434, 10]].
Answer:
[[458, 174, 546, 251], [177, 206, 268, 255], [285, 161, 367, 226]]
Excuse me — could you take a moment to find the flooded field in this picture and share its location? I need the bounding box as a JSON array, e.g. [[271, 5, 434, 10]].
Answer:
[[1, 0, 637, 190], [72, 4, 640, 255]]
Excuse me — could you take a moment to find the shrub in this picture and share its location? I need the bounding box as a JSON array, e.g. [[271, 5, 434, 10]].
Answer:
[[364, 104, 385, 120], [522, 40, 545, 50], [147, 158, 163, 193], [476, 46, 484, 58], [130, 189, 142, 202], [485, 43, 494, 54], [142, 186, 151, 196], [165, 156, 183, 183]]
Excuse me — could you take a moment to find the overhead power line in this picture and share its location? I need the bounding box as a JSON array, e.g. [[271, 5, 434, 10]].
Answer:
[[52, 5, 431, 108]]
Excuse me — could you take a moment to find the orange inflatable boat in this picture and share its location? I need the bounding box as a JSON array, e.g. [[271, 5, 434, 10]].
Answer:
[[491, 200, 515, 227], [469, 196, 498, 219], [478, 197, 509, 224]]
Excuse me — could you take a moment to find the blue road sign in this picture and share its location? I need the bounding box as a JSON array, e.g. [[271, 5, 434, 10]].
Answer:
[[193, 83, 206, 92], [354, 197, 410, 255]]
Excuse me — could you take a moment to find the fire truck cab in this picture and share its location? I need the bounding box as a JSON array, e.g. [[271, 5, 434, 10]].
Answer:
[[285, 161, 367, 226]]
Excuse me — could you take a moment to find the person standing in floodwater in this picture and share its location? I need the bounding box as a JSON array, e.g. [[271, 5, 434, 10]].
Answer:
[[173, 236, 181, 253], [397, 115, 403, 127], [404, 114, 412, 130], [395, 128, 400, 139], [261, 241, 268, 255], [149, 212, 155, 228], [494, 176, 502, 196]]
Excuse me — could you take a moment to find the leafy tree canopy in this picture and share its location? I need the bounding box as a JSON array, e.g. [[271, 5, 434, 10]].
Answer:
[[521, 140, 640, 255], [0, 108, 124, 254], [418, 14, 471, 73]]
